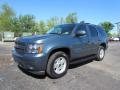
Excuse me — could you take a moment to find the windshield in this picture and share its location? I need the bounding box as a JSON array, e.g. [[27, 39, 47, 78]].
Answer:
[[47, 24, 75, 35]]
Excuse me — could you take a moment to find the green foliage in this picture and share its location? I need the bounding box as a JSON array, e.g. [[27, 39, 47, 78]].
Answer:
[[0, 3, 79, 35], [108, 32, 112, 37], [47, 17, 60, 29], [18, 15, 37, 32], [10, 15, 37, 36], [0, 3, 115, 37], [100, 22, 114, 34], [38, 21, 47, 34], [10, 17, 21, 36], [66, 13, 78, 23], [109, 32, 118, 37], [0, 3, 15, 32]]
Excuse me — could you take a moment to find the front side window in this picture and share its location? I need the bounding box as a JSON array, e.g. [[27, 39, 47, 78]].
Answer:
[[47, 24, 75, 35], [76, 24, 87, 32]]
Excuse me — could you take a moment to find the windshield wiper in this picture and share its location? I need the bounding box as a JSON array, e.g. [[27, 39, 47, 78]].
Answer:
[[49, 33, 61, 35]]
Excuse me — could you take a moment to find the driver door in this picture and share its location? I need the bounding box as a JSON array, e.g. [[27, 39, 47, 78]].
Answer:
[[73, 24, 91, 59]]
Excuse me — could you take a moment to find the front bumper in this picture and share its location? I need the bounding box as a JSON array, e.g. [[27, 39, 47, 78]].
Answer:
[[12, 49, 48, 75]]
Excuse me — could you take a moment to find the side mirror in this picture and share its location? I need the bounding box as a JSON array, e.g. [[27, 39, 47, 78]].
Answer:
[[75, 30, 86, 37]]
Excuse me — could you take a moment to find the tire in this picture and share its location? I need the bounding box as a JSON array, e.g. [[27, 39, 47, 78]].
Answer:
[[46, 51, 69, 79], [96, 46, 105, 61]]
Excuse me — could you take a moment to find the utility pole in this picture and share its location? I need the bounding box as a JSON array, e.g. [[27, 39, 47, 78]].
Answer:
[[115, 22, 120, 37]]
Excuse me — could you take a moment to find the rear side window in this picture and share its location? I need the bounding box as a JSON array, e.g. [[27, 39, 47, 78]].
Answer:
[[88, 25, 98, 38], [97, 26, 107, 37]]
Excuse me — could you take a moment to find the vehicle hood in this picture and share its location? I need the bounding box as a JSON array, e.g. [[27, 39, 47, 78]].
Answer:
[[16, 34, 62, 44]]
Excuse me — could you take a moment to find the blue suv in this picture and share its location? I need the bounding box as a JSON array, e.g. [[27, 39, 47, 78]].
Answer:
[[12, 22, 108, 78]]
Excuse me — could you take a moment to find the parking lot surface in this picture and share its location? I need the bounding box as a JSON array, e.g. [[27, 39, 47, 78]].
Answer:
[[0, 42, 120, 90]]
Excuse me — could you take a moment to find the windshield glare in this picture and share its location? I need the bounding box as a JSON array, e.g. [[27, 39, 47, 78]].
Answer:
[[47, 24, 75, 35]]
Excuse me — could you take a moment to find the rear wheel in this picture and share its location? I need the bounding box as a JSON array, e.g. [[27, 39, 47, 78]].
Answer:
[[46, 51, 69, 79], [96, 46, 105, 61]]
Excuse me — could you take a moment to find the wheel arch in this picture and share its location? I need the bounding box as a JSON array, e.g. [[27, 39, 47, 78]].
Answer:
[[100, 43, 107, 50], [48, 47, 71, 60]]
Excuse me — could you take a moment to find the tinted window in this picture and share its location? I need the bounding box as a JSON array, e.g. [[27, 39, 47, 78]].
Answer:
[[97, 26, 107, 37], [89, 25, 98, 38], [47, 24, 75, 35], [76, 24, 87, 33]]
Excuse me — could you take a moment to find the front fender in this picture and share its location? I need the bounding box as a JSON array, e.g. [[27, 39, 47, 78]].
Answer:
[[43, 42, 71, 60]]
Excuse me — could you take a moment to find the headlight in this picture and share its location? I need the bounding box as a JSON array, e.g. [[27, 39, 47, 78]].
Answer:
[[27, 44, 43, 54]]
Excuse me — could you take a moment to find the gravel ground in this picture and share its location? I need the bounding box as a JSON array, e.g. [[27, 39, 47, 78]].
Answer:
[[0, 42, 120, 90]]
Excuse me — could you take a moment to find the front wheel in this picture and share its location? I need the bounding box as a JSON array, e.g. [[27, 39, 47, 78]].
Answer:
[[96, 46, 105, 61], [46, 51, 69, 79]]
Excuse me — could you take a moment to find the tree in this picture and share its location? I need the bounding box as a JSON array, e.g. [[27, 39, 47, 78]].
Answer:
[[66, 13, 78, 23], [112, 33, 118, 37], [10, 15, 38, 36], [0, 3, 15, 31], [10, 17, 21, 36], [59, 17, 65, 24], [38, 21, 47, 34], [100, 22, 114, 34], [47, 16, 59, 29], [18, 15, 37, 33]]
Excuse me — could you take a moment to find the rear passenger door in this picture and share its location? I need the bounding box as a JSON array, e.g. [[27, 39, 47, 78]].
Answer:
[[88, 25, 99, 54]]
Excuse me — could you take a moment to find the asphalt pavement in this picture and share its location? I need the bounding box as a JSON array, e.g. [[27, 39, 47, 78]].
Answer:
[[0, 42, 120, 90]]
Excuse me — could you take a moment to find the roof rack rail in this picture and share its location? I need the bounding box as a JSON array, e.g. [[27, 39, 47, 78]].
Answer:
[[85, 23, 90, 24], [80, 21, 85, 24], [79, 21, 90, 24]]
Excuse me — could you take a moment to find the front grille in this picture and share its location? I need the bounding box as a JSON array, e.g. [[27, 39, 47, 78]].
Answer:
[[15, 42, 27, 54]]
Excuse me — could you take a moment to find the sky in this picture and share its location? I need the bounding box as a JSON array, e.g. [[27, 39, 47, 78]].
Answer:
[[0, 0, 120, 33]]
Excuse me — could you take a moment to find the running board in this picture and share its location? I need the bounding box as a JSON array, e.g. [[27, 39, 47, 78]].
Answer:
[[70, 55, 96, 65]]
